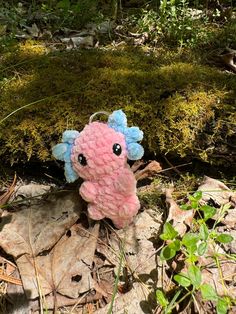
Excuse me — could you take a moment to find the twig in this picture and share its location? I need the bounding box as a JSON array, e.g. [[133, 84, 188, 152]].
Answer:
[[0, 174, 17, 210], [70, 291, 91, 313], [163, 156, 182, 176], [0, 272, 22, 286], [156, 162, 192, 174]]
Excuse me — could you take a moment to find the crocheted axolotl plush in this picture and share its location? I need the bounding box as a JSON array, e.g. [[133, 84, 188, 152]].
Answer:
[[52, 110, 144, 228]]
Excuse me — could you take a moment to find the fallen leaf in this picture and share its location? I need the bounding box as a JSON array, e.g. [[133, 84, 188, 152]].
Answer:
[[97, 20, 114, 34], [17, 223, 99, 299], [7, 268, 30, 314], [61, 36, 94, 50], [201, 265, 236, 299], [131, 160, 145, 173], [0, 190, 82, 258], [98, 209, 162, 275], [198, 176, 236, 227], [165, 187, 194, 236], [14, 182, 52, 200], [0, 190, 84, 299], [30, 289, 102, 311], [227, 229, 236, 253], [219, 48, 236, 73], [134, 32, 149, 45], [0, 257, 16, 276], [191, 241, 236, 299], [134, 160, 162, 181], [94, 282, 149, 314], [24, 23, 40, 37], [223, 207, 236, 228], [198, 176, 236, 207]]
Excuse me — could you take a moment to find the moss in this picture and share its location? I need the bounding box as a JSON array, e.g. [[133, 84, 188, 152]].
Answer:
[[0, 41, 235, 165]]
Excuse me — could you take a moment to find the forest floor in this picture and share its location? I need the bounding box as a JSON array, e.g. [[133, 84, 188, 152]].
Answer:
[[0, 3, 236, 314]]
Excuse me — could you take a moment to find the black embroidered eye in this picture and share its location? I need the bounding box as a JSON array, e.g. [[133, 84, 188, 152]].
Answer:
[[78, 154, 87, 166], [113, 143, 122, 156]]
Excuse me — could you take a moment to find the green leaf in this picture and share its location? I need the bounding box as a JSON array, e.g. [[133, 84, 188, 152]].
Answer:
[[216, 234, 234, 244], [198, 241, 208, 256], [200, 284, 218, 301], [156, 289, 169, 308], [169, 239, 181, 251], [160, 222, 178, 241], [182, 233, 199, 254], [210, 230, 217, 239], [188, 195, 196, 202], [193, 191, 202, 201], [182, 233, 199, 246], [160, 244, 176, 261], [180, 204, 192, 211], [174, 273, 191, 287], [187, 264, 201, 288], [56, 0, 70, 9], [191, 200, 198, 209], [199, 224, 208, 240], [200, 205, 216, 220], [186, 255, 198, 263], [216, 297, 228, 314]]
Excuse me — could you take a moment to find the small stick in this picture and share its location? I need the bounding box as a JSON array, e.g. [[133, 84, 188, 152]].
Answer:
[[0, 272, 22, 286], [163, 156, 182, 176]]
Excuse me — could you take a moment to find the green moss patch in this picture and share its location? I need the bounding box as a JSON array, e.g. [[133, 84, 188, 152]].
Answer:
[[0, 41, 235, 164]]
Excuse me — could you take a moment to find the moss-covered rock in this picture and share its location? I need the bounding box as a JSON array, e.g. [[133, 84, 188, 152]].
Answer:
[[0, 41, 235, 165]]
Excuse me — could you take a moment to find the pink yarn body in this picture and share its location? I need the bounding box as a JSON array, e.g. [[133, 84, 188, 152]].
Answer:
[[71, 122, 140, 228]]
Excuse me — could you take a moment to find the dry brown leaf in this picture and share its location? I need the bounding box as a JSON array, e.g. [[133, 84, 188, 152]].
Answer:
[[14, 183, 52, 199], [0, 190, 84, 299], [198, 176, 236, 227], [134, 160, 162, 181], [95, 283, 149, 314], [0, 257, 17, 276], [224, 209, 236, 228], [0, 190, 82, 258], [98, 209, 162, 276], [61, 35, 94, 49], [202, 266, 236, 299], [30, 288, 102, 311], [227, 229, 236, 253], [219, 48, 236, 73], [188, 241, 236, 299], [198, 176, 236, 207], [131, 160, 145, 173], [7, 268, 30, 314], [165, 187, 194, 236], [17, 223, 99, 299]]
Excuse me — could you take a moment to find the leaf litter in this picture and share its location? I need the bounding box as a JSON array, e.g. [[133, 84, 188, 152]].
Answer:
[[0, 174, 235, 313]]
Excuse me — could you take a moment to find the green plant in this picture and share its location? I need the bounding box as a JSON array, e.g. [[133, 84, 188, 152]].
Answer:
[[159, 0, 203, 47], [156, 191, 235, 313], [134, 0, 209, 47], [41, 0, 99, 30], [0, 0, 100, 38], [0, 2, 27, 34]]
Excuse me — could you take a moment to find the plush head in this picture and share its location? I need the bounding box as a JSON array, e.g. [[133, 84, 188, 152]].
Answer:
[[52, 110, 144, 182], [71, 122, 127, 180]]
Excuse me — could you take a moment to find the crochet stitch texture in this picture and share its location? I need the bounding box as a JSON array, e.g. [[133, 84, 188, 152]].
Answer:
[[52, 110, 144, 228]]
